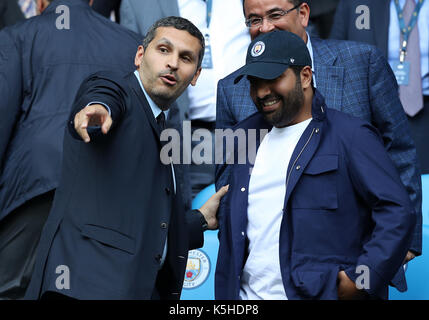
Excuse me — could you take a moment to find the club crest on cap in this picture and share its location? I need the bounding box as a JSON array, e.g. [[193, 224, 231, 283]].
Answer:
[[251, 41, 265, 57]]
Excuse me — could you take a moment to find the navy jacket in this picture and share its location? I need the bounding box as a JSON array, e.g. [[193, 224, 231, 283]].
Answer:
[[25, 71, 204, 300], [0, 0, 140, 222], [215, 90, 415, 300], [215, 37, 422, 256]]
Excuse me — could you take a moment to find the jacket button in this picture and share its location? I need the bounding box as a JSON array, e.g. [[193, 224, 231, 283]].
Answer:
[[160, 222, 168, 229], [296, 165, 301, 170], [315, 128, 320, 133], [165, 187, 171, 195], [241, 187, 246, 192]]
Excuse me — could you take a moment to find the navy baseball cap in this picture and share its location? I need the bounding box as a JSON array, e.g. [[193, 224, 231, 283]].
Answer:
[[234, 30, 312, 84]]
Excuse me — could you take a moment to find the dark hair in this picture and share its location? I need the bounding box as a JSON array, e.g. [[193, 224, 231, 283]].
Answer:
[[142, 16, 205, 69]]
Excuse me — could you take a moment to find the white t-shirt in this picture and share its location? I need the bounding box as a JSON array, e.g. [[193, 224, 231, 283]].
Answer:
[[240, 119, 312, 300]]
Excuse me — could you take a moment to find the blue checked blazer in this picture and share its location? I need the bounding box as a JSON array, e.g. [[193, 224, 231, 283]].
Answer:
[[215, 37, 422, 256]]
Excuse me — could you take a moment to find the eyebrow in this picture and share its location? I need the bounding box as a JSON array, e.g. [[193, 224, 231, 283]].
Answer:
[[156, 37, 174, 47], [247, 7, 285, 18]]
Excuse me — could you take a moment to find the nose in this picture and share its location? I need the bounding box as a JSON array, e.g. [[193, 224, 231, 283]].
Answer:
[[250, 78, 271, 100], [255, 81, 272, 99], [167, 54, 179, 70], [259, 18, 275, 34]]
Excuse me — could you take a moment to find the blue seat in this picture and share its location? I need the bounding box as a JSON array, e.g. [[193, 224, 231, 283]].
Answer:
[[181, 184, 218, 300]]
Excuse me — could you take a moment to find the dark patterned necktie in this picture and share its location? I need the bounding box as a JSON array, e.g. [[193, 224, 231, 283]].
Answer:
[[156, 111, 166, 132]]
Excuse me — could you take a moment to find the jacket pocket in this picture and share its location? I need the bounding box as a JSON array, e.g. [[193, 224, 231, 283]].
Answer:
[[81, 224, 135, 255], [292, 154, 338, 210], [292, 265, 340, 300]]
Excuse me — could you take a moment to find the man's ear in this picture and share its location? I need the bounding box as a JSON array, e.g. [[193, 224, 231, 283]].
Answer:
[[300, 66, 313, 90], [89, 0, 94, 6], [134, 45, 144, 68], [190, 67, 202, 86], [297, 2, 310, 29]]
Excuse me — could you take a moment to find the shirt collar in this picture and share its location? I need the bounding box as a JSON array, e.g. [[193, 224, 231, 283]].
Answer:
[[134, 70, 169, 120], [306, 32, 317, 88]]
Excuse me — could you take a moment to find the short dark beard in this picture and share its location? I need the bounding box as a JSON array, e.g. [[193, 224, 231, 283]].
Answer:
[[258, 77, 304, 128]]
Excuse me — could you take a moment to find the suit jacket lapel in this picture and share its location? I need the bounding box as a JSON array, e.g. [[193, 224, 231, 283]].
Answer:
[[126, 73, 161, 145], [312, 38, 345, 112]]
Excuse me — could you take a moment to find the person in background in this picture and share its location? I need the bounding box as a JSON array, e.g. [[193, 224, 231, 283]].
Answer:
[[92, 0, 121, 22], [331, 0, 429, 176], [306, 0, 339, 38], [0, 0, 141, 299]]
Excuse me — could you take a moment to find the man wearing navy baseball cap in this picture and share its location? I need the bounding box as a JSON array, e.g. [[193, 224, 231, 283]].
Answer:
[[215, 30, 416, 300]]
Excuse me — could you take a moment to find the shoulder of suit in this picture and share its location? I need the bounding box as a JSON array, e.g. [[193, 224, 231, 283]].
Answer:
[[314, 38, 382, 60], [218, 67, 247, 87], [229, 111, 264, 132]]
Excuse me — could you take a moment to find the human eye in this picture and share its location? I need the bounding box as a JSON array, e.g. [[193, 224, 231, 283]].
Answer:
[[181, 55, 192, 63], [248, 17, 262, 27], [158, 46, 169, 53], [268, 11, 284, 20]]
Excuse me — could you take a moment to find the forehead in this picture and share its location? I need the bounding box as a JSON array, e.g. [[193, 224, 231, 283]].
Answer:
[[244, 0, 292, 15], [150, 27, 201, 53]]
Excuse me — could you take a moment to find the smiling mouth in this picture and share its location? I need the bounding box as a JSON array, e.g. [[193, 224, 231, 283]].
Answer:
[[260, 97, 281, 112]]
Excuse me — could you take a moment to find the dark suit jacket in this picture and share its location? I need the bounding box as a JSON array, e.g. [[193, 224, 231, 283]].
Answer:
[[215, 37, 422, 256], [330, 0, 391, 57], [215, 90, 415, 300], [25, 71, 204, 300], [0, 0, 140, 222]]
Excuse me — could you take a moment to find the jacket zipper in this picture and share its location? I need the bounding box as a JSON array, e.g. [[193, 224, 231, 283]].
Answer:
[[285, 127, 316, 197]]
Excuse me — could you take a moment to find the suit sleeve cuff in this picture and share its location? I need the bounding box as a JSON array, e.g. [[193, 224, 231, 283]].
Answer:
[[186, 209, 206, 250]]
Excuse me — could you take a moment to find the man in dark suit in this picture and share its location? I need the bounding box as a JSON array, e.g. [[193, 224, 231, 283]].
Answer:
[[215, 0, 422, 277], [330, 0, 429, 175], [25, 16, 228, 300], [0, 0, 143, 299]]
